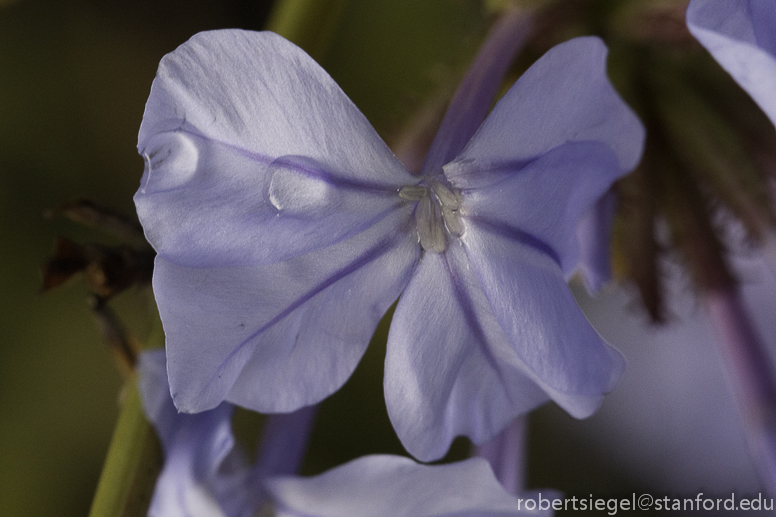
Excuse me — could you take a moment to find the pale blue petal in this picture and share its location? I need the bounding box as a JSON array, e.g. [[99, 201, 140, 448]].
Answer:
[[444, 36, 644, 185], [385, 247, 548, 462], [461, 225, 626, 418], [156, 208, 419, 414], [383, 37, 635, 459], [267, 455, 552, 517], [751, 0, 776, 55], [574, 189, 617, 293], [138, 349, 179, 447], [457, 141, 622, 276], [138, 350, 254, 517], [687, 0, 776, 127], [135, 30, 414, 267]]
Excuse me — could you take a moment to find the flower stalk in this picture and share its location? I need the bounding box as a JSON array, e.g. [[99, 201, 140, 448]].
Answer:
[[254, 405, 318, 479], [393, 6, 534, 174], [663, 144, 776, 496], [421, 6, 534, 174], [88, 378, 163, 517], [706, 289, 776, 497], [473, 416, 526, 495]]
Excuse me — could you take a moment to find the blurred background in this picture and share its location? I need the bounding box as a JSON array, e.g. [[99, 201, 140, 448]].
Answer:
[[0, 0, 769, 515]]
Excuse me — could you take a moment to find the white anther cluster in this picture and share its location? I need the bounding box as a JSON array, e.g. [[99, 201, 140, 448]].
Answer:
[[399, 179, 464, 253]]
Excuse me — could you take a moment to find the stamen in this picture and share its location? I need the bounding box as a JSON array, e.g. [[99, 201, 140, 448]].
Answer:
[[428, 179, 459, 209], [442, 206, 464, 236], [416, 196, 446, 252], [400, 180, 464, 252], [399, 185, 428, 201]]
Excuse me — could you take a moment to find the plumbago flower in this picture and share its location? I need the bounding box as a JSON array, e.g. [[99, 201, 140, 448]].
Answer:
[[135, 30, 644, 461], [139, 350, 554, 516], [138, 350, 254, 517], [267, 455, 554, 517], [687, 0, 776, 127]]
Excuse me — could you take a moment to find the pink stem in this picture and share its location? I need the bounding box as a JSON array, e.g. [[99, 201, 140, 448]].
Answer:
[[420, 7, 534, 175], [254, 404, 318, 478], [706, 288, 776, 495], [473, 416, 526, 494]]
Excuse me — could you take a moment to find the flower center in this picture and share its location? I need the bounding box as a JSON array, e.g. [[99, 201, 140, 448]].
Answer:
[[399, 179, 463, 253]]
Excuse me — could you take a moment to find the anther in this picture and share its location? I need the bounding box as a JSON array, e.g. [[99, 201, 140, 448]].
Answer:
[[415, 196, 446, 252], [428, 179, 459, 209], [399, 185, 428, 201]]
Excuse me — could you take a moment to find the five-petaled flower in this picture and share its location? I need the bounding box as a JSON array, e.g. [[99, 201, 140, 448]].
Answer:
[[135, 30, 644, 461], [139, 350, 554, 517]]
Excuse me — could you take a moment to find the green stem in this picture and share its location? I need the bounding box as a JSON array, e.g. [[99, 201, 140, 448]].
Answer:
[[88, 377, 162, 517], [264, 0, 347, 61]]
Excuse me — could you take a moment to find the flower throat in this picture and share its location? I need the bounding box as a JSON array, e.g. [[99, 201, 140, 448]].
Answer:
[[399, 179, 463, 253]]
